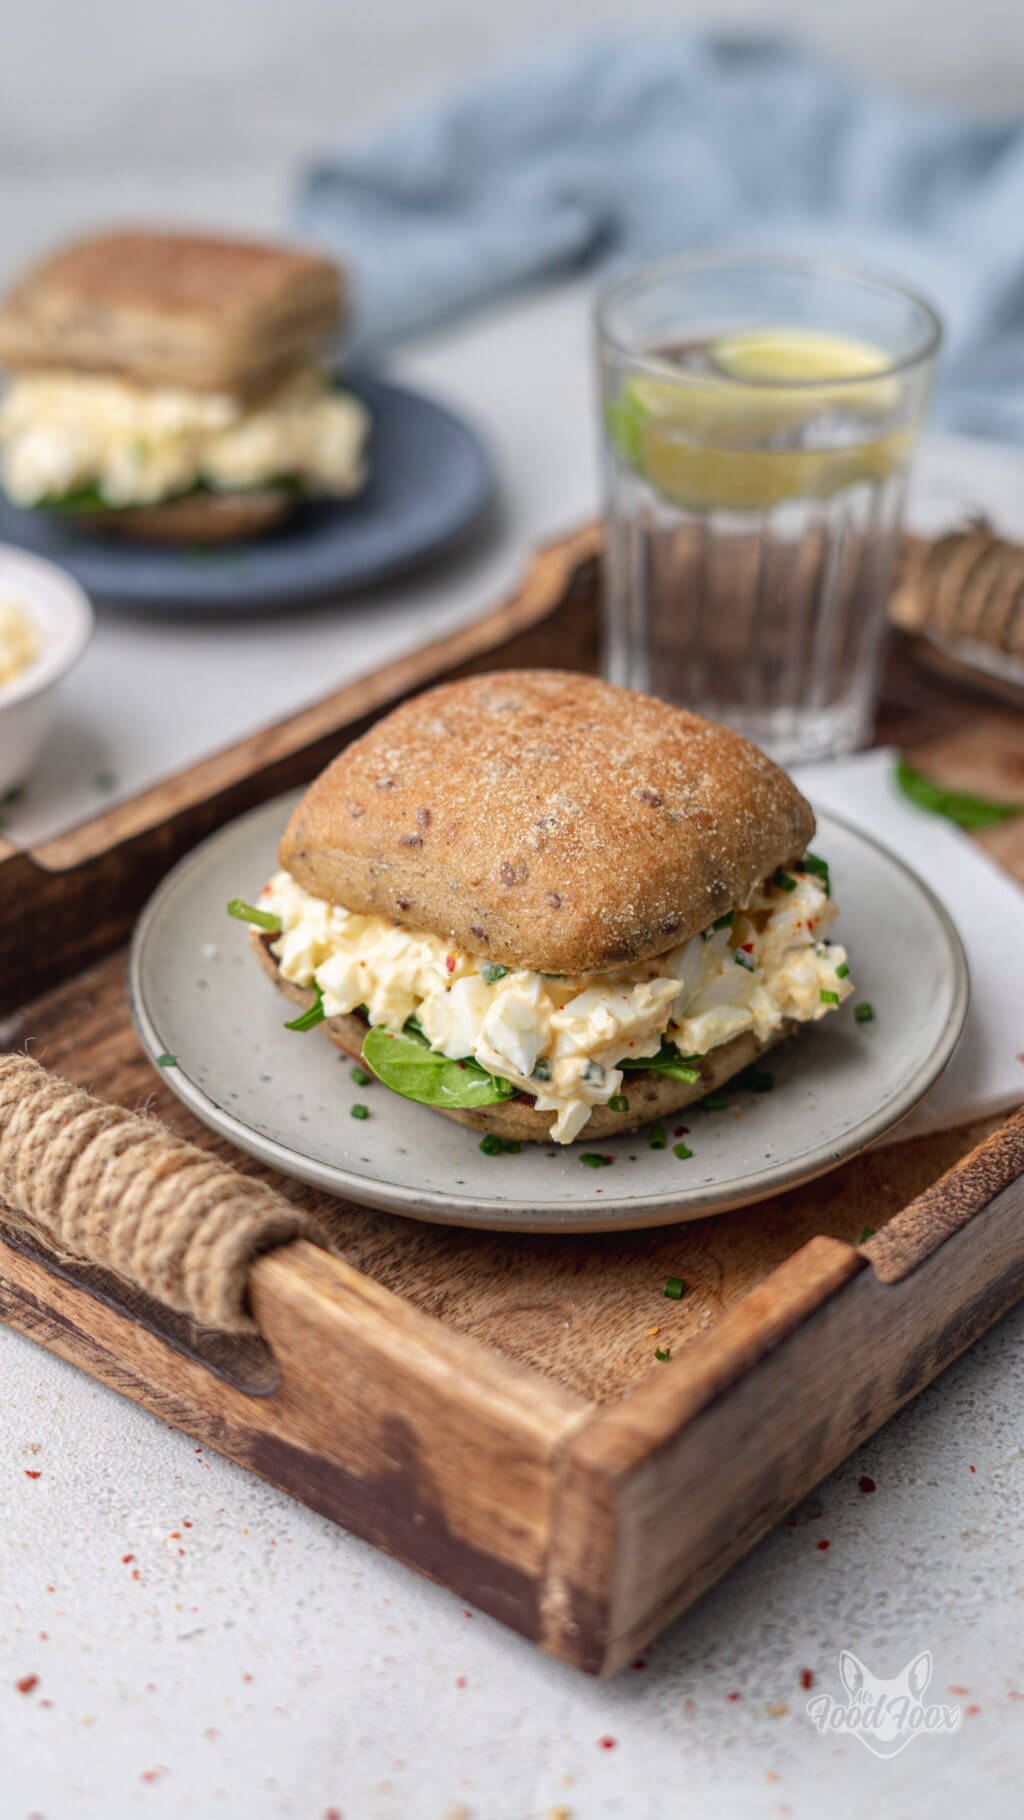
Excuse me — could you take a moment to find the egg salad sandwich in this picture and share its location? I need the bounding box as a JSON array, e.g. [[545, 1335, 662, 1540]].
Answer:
[[0, 229, 368, 542], [230, 671, 852, 1144]]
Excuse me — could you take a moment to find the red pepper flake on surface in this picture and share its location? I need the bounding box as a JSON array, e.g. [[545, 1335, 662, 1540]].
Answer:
[[966, 1704, 980, 1716], [858, 1475, 876, 1493], [800, 1669, 814, 1690], [949, 1684, 969, 1695], [631, 1658, 647, 1671], [969, 1464, 977, 1473], [122, 1554, 135, 1564], [456, 1675, 467, 1688], [727, 1691, 742, 1702], [597, 1735, 617, 1750], [816, 1539, 831, 1551], [15, 1674, 39, 1694], [24, 1470, 41, 1479], [140, 1767, 166, 1784], [183, 1521, 193, 1528], [445, 954, 456, 973]]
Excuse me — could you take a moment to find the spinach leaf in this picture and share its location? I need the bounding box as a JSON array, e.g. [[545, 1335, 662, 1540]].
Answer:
[[284, 986, 326, 1032], [362, 1025, 515, 1109], [895, 759, 1024, 831], [620, 1042, 702, 1084]]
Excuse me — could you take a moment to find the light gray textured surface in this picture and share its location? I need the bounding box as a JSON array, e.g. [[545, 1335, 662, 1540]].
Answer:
[[4, 8, 1024, 1814], [3, 1305, 1024, 1819]]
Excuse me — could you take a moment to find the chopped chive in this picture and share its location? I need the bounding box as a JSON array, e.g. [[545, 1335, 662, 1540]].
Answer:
[[95, 770, 117, 793], [580, 1152, 613, 1169], [284, 986, 325, 1032], [858, 1225, 876, 1243], [649, 1125, 667, 1150], [663, 1276, 686, 1300], [798, 852, 831, 895], [703, 910, 734, 940], [673, 1141, 694, 1160], [820, 989, 840, 1006], [156, 1053, 177, 1067], [480, 963, 509, 984], [503, 1140, 521, 1154], [773, 869, 798, 892], [855, 1002, 875, 1023], [654, 1347, 671, 1362], [350, 1064, 372, 1086], [741, 1069, 774, 1093], [701, 1093, 728, 1111], [733, 949, 756, 971], [608, 1093, 629, 1113], [227, 897, 282, 933], [350, 1103, 369, 1120], [532, 1059, 552, 1082], [479, 1133, 503, 1155], [836, 962, 850, 979]]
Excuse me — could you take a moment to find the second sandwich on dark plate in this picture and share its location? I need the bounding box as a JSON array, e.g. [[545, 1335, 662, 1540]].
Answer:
[[0, 229, 368, 543]]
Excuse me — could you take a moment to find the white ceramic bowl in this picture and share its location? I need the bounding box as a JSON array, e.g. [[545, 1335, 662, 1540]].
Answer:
[[0, 544, 93, 798]]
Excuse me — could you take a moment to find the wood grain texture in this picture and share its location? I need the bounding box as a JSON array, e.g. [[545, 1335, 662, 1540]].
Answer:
[[2, 943, 1003, 1403], [546, 1132, 1024, 1673], [0, 526, 601, 1013], [2, 521, 1024, 1672], [0, 1226, 587, 1640]]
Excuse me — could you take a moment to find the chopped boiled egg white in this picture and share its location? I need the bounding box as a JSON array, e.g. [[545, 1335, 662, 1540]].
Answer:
[[258, 867, 852, 1143], [0, 367, 369, 508]]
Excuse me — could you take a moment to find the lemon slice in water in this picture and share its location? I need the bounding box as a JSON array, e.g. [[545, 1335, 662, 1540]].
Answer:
[[608, 328, 910, 512]]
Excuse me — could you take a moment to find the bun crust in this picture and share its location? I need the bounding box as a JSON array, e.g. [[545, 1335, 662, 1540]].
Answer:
[[66, 486, 294, 544], [252, 931, 796, 1143], [0, 230, 343, 396], [279, 670, 815, 976]]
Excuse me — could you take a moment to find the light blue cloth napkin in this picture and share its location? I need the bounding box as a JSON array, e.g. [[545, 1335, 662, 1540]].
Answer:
[[295, 31, 1024, 439]]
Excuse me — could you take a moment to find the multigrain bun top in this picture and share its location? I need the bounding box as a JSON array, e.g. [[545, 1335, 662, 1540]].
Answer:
[[0, 230, 344, 396], [279, 671, 816, 977]]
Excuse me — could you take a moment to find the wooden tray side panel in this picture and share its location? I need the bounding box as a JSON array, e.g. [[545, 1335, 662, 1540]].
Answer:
[[0, 1232, 588, 1646], [548, 1166, 1024, 1674], [0, 535, 601, 1014]]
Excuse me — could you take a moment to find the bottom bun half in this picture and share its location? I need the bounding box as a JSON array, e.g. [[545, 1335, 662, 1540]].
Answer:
[[252, 931, 797, 1142], [68, 486, 294, 544]]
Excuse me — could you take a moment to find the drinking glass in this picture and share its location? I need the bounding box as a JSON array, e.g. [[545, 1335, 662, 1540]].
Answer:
[[596, 255, 941, 763]]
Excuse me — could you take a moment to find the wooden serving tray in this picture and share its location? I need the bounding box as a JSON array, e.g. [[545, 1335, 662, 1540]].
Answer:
[[2, 526, 1023, 1675]]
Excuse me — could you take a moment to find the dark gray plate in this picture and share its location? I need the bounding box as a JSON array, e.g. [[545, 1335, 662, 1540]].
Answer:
[[0, 375, 495, 612], [128, 794, 969, 1233]]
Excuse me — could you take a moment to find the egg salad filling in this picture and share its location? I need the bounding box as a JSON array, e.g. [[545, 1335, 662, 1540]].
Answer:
[[0, 366, 369, 508], [0, 594, 38, 689], [254, 861, 852, 1142]]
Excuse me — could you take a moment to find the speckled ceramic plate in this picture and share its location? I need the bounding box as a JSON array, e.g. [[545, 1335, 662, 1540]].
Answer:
[[128, 792, 968, 1232]]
